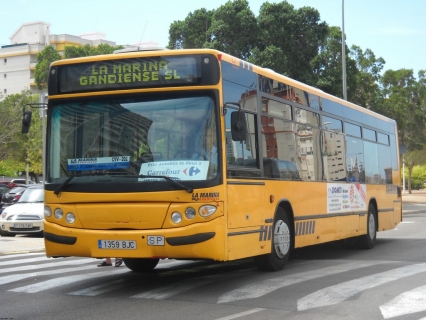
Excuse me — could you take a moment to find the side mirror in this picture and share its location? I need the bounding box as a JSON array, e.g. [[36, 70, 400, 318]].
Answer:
[[231, 110, 247, 141], [22, 110, 33, 134]]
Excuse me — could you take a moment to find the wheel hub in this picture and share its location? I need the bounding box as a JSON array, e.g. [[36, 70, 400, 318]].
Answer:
[[274, 220, 290, 258]]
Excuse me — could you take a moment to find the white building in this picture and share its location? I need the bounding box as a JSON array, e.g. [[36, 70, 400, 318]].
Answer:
[[0, 21, 117, 98]]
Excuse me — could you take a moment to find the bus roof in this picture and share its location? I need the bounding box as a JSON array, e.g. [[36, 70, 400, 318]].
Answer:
[[49, 48, 394, 124]]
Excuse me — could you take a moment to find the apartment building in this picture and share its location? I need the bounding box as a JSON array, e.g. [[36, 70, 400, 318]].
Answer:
[[0, 21, 117, 98]]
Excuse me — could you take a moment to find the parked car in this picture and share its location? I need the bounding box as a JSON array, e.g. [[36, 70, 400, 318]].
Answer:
[[0, 185, 44, 237], [1, 186, 29, 211], [10, 179, 36, 185], [0, 185, 12, 199], [0, 180, 30, 188], [0, 185, 12, 214]]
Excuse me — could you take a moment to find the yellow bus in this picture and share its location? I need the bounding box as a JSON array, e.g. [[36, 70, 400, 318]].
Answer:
[[37, 48, 401, 271]]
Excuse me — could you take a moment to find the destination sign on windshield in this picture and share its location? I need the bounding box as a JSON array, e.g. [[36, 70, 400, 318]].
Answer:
[[54, 54, 218, 94]]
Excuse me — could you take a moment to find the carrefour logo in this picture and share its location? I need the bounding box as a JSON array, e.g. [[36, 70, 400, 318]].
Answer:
[[183, 167, 201, 176]]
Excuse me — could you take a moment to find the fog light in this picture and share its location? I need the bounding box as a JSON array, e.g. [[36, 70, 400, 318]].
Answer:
[[65, 212, 75, 224], [54, 208, 63, 219], [185, 207, 196, 219], [44, 206, 52, 218], [199, 205, 217, 218], [171, 212, 182, 224]]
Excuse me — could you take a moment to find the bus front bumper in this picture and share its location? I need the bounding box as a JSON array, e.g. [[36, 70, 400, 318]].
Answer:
[[44, 217, 226, 260]]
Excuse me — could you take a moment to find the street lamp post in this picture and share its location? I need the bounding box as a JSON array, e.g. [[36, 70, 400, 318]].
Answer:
[[342, 0, 347, 101], [402, 155, 406, 193]]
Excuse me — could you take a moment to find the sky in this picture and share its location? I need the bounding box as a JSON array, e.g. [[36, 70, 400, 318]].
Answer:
[[1, 0, 425, 77]]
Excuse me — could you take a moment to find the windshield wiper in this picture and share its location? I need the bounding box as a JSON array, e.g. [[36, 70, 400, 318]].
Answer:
[[54, 172, 110, 195], [54, 173, 194, 195]]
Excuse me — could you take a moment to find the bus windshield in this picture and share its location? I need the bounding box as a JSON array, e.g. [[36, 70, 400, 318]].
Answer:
[[48, 95, 218, 185]]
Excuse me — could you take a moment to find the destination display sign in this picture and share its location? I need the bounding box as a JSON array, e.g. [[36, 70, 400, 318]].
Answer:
[[55, 55, 215, 94], [67, 156, 130, 171]]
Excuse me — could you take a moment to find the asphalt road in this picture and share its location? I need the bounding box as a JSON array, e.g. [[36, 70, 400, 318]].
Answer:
[[1, 211, 426, 320]]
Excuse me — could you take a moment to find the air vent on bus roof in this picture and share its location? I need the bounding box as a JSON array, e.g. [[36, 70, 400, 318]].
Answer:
[[113, 46, 168, 54]]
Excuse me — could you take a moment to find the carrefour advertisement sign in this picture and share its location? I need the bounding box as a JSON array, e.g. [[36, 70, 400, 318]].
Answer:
[[139, 160, 209, 181], [327, 183, 367, 213]]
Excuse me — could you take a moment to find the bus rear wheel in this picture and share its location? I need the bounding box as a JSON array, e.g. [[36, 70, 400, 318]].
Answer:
[[356, 203, 377, 249], [123, 258, 159, 272], [254, 207, 292, 271]]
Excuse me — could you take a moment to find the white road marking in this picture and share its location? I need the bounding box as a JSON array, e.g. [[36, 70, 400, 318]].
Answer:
[[9, 268, 129, 293], [380, 284, 426, 319], [68, 279, 127, 296], [218, 261, 387, 304], [0, 255, 59, 266], [0, 252, 45, 260], [297, 263, 426, 311], [131, 278, 212, 299], [0, 258, 94, 274], [214, 308, 265, 320], [400, 221, 415, 224], [0, 264, 96, 286]]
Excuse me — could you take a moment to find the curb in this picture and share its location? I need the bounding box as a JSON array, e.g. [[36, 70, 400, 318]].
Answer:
[[403, 210, 425, 215]]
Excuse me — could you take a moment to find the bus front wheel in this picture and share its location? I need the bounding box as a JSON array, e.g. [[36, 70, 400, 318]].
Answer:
[[356, 203, 377, 249], [123, 258, 159, 272], [254, 207, 292, 271]]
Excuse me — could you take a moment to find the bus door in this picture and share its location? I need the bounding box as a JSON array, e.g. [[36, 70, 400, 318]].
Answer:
[[225, 111, 265, 229]]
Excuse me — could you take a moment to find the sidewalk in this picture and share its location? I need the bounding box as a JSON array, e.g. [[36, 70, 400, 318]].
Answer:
[[1, 192, 425, 255], [0, 235, 45, 255]]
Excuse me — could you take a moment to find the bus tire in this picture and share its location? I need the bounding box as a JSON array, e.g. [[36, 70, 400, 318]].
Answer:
[[357, 203, 377, 249], [254, 207, 292, 271], [123, 258, 159, 272]]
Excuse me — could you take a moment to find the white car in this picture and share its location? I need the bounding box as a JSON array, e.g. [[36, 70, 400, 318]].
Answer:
[[0, 185, 44, 237]]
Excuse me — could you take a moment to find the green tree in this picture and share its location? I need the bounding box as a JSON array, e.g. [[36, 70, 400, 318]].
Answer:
[[256, 1, 328, 84], [380, 69, 426, 151], [34, 45, 61, 90], [311, 26, 358, 99], [35, 44, 124, 90], [205, 0, 258, 60], [64, 43, 123, 58], [0, 91, 42, 179], [168, 8, 214, 49], [403, 150, 426, 193], [350, 45, 385, 109], [248, 45, 288, 76]]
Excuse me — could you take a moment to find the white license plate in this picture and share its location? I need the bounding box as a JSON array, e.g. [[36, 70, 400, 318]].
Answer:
[[98, 240, 137, 250], [147, 235, 165, 246], [14, 223, 33, 228]]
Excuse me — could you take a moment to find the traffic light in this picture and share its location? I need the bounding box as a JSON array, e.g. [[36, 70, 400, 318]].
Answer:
[[22, 110, 32, 134]]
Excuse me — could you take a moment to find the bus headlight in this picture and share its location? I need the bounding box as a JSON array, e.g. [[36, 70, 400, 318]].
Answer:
[[199, 205, 216, 218], [54, 208, 63, 219], [185, 207, 196, 219], [65, 212, 75, 224], [44, 206, 52, 218], [171, 212, 182, 224]]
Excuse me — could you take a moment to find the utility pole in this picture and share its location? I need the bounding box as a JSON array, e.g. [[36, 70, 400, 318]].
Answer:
[[39, 91, 48, 183], [342, 0, 347, 101], [26, 150, 29, 184]]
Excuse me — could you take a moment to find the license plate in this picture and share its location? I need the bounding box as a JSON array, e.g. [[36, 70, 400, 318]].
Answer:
[[14, 223, 33, 228], [98, 240, 137, 250], [147, 235, 165, 246]]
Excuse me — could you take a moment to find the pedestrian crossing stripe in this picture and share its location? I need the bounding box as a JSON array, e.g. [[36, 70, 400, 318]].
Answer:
[[3, 254, 426, 320]]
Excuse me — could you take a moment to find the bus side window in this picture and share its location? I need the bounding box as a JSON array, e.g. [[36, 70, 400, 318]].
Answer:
[[276, 160, 301, 180], [226, 112, 260, 178]]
